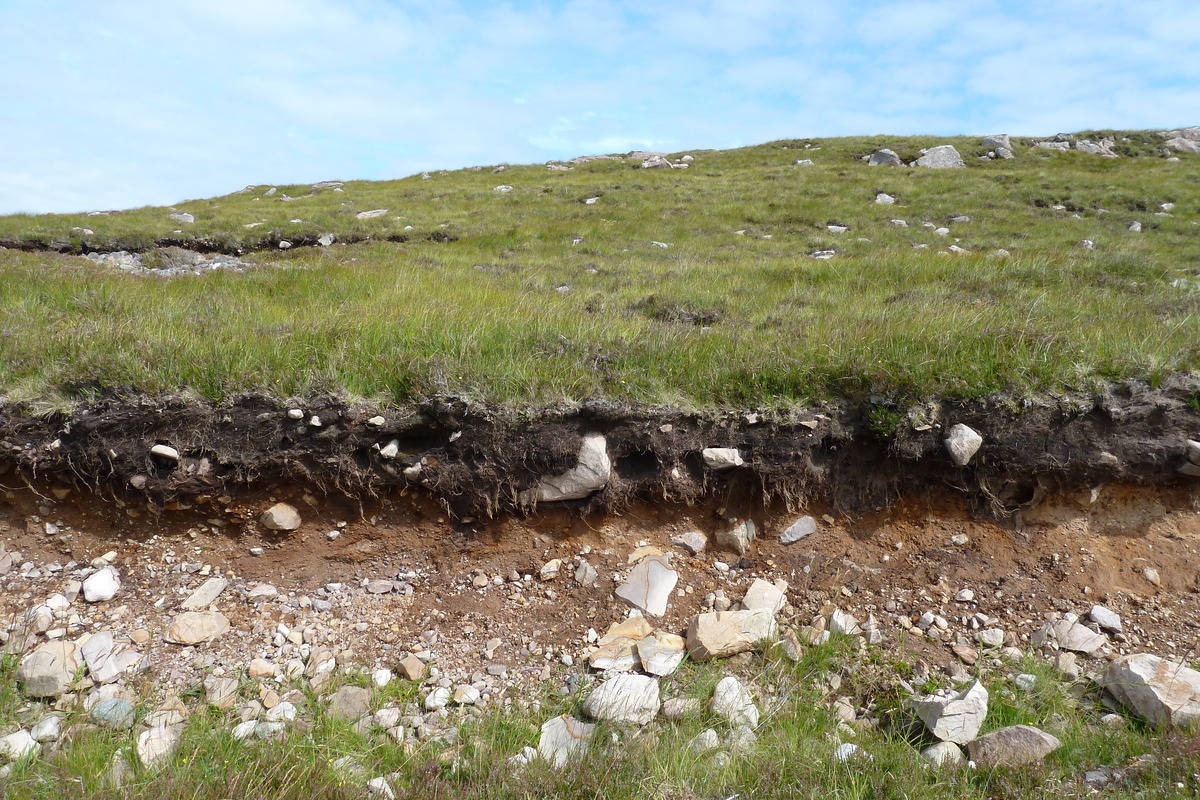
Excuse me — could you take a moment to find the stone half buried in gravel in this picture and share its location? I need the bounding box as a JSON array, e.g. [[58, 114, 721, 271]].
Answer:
[[966, 725, 1061, 768], [614, 555, 678, 616], [83, 566, 121, 602], [912, 681, 989, 744], [686, 609, 777, 661], [180, 577, 229, 610], [1033, 620, 1108, 655], [741, 578, 787, 616], [166, 611, 231, 645], [80, 631, 144, 684], [671, 531, 707, 555], [260, 502, 302, 531], [528, 434, 611, 502], [1089, 605, 1123, 633], [538, 715, 595, 768], [636, 632, 687, 676], [780, 515, 817, 545], [1100, 653, 1200, 728], [944, 423, 983, 466], [582, 673, 661, 725]]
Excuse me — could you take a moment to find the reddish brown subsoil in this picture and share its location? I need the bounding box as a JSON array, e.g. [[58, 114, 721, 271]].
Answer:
[[3, 476, 1198, 698]]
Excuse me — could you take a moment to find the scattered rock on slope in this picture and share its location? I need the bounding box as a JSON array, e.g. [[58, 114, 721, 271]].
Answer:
[[1101, 653, 1200, 728], [967, 725, 1061, 768], [914, 145, 965, 168]]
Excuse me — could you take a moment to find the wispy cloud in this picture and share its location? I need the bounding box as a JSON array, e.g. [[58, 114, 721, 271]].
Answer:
[[0, 0, 1196, 214]]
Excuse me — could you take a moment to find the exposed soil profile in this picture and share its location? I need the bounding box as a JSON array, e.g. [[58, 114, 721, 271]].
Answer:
[[2, 375, 1198, 523]]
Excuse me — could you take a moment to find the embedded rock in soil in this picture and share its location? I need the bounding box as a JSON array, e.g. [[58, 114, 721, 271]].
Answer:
[[91, 697, 136, 730], [715, 519, 755, 556], [137, 724, 181, 769], [966, 725, 1061, 768], [166, 611, 230, 645], [868, 149, 902, 166], [982, 134, 1012, 151], [945, 424, 983, 467], [529, 434, 611, 502], [1034, 620, 1107, 655], [780, 515, 817, 545], [672, 531, 707, 555], [80, 631, 143, 684], [702, 447, 744, 470], [614, 555, 678, 616], [915, 145, 965, 168], [582, 673, 661, 725], [180, 577, 229, 610], [686, 609, 777, 661], [1, 730, 39, 761], [328, 686, 372, 721], [1100, 653, 1200, 728], [912, 681, 988, 744], [1089, 605, 1122, 633], [538, 715, 595, 768], [920, 741, 966, 767], [260, 502, 302, 531]]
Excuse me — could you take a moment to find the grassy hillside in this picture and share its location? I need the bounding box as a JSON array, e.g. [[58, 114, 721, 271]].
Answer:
[[1, 132, 1197, 408]]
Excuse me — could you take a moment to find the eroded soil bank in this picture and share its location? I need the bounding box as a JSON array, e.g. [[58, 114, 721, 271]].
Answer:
[[2, 376, 1198, 522]]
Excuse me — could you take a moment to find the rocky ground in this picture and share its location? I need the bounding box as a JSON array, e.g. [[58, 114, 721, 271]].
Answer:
[[3, 464, 1200, 792]]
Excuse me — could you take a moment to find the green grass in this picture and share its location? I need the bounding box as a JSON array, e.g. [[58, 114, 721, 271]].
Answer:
[[3, 640, 1197, 799], [1, 131, 1198, 408]]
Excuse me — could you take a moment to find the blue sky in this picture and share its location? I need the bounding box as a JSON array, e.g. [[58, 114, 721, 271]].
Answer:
[[1, 0, 1197, 214]]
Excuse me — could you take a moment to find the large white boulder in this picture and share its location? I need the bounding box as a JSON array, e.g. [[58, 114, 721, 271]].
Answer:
[[1101, 653, 1200, 728], [914, 145, 965, 168]]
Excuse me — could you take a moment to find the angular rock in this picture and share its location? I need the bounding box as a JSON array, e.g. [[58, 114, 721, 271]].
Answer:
[[981, 134, 1011, 151], [868, 149, 902, 167], [530, 434, 611, 502], [166, 611, 230, 645], [538, 715, 595, 768], [741, 578, 787, 616], [967, 725, 1061, 768], [17, 641, 80, 697], [912, 681, 989, 744], [1041, 620, 1108, 655], [875, 192, 895, 204], [582, 673, 660, 725], [915, 145, 965, 168], [1089, 605, 1123, 633], [702, 447, 744, 470], [453, 685, 481, 705], [780, 515, 817, 545], [614, 555, 677, 617], [671, 531, 707, 555], [636, 632, 687, 676], [181, 577, 229, 610], [829, 609, 861, 636], [712, 676, 758, 727], [715, 519, 755, 556], [356, 209, 388, 219], [945, 424, 983, 466], [83, 567, 121, 602], [80, 631, 142, 684], [1101, 653, 1200, 728], [327, 686, 372, 721], [1186, 439, 1200, 465], [204, 676, 239, 710], [169, 212, 194, 224], [260, 503, 301, 531], [424, 687, 451, 711], [397, 653, 427, 681], [686, 609, 777, 661], [688, 728, 721, 755]]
